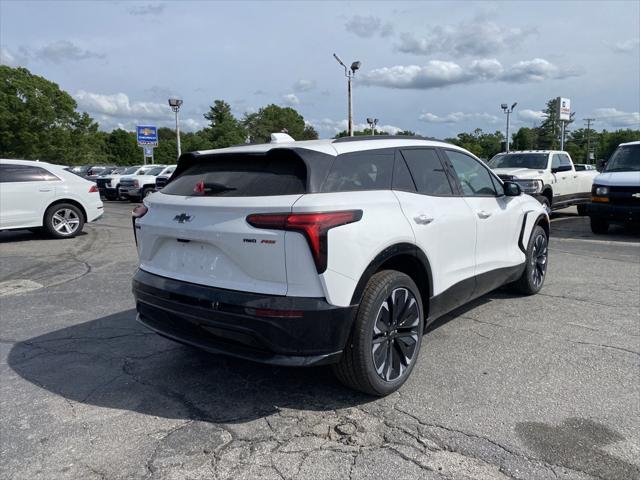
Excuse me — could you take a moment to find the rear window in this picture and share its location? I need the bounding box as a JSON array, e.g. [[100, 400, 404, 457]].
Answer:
[[322, 149, 394, 192], [162, 151, 307, 197]]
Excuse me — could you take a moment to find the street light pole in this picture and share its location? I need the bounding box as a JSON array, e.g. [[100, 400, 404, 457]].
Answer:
[[501, 102, 517, 152], [367, 117, 378, 136], [334, 54, 361, 137], [168, 98, 183, 160]]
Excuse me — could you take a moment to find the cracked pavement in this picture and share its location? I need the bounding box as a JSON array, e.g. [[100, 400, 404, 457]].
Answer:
[[1, 203, 638, 480]]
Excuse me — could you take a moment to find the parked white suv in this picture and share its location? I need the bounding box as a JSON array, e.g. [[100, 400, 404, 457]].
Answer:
[[132, 135, 549, 395], [0, 159, 104, 237], [488, 150, 598, 214]]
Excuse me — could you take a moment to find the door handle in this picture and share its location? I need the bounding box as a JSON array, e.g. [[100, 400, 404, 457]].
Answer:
[[573, 175, 578, 178], [413, 214, 434, 225], [39, 188, 52, 192], [477, 211, 492, 219]]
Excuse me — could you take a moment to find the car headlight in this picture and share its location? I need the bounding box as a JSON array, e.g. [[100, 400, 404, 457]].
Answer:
[[595, 186, 609, 196], [514, 179, 543, 194]]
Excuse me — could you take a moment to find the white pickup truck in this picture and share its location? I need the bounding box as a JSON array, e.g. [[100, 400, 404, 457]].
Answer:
[[488, 150, 598, 214], [118, 165, 169, 202]]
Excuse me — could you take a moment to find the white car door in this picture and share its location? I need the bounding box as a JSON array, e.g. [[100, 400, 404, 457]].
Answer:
[[393, 148, 477, 312], [0, 164, 55, 229], [442, 150, 525, 278], [551, 153, 572, 199]]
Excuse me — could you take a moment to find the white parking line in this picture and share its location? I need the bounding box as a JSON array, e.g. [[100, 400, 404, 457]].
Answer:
[[550, 237, 640, 247]]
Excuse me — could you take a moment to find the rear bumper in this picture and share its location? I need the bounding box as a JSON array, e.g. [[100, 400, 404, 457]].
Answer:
[[98, 187, 118, 196], [587, 202, 640, 224], [132, 269, 357, 366]]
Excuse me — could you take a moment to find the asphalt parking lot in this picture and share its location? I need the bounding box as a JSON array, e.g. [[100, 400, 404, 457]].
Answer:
[[1, 202, 638, 480]]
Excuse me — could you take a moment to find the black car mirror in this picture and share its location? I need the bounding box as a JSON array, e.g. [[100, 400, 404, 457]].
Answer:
[[503, 181, 522, 197]]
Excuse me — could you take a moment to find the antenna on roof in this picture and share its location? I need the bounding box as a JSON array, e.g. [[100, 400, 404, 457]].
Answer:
[[270, 133, 295, 144]]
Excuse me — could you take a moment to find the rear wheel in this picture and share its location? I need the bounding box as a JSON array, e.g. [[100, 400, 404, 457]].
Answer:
[[513, 225, 548, 295], [590, 217, 609, 234], [43, 203, 84, 238], [576, 204, 587, 216], [142, 187, 154, 198], [333, 270, 424, 396]]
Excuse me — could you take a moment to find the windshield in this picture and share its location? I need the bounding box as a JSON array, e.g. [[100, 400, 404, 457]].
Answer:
[[604, 144, 640, 172], [488, 153, 548, 170], [122, 167, 139, 175], [147, 167, 165, 175]]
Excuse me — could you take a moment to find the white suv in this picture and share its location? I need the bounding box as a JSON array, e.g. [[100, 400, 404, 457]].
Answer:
[[0, 159, 104, 238], [132, 135, 549, 395]]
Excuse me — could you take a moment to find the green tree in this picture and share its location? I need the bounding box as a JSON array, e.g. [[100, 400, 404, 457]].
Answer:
[[0, 65, 101, 164], [511, 127, 538, 150], [536, 97, 574, 150], [203, 100, 247, 148], [445, 129, 504, 160], [243, 104, 318, 143], [104, 129, 138, 165]]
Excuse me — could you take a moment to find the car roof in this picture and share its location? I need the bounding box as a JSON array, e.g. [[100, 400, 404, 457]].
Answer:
[[620, 141, 640, 146], [194, 136, 469, 157], [497, 150, 565, 154], [0, 158, 55, 166]]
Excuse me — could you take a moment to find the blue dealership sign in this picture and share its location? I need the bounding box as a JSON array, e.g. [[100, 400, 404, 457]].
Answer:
[[137, 125, 158, 146]]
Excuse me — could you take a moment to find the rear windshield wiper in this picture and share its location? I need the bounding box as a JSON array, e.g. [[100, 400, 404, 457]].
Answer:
[[196, 182, 237, 195]]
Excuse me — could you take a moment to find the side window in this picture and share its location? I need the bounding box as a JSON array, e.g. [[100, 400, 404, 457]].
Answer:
[[392, 154, 417, 192], [400, 149, 454, 196], [551, 154, 561, 169], [559, 154, 572, 167], [0, 165, 48, 183], [322, 150, 394, 192], [444, 150, 498, 197]]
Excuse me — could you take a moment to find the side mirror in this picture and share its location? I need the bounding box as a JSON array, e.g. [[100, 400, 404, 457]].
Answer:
[[503, 181, 522, 197], [551, 164, 572, 173]]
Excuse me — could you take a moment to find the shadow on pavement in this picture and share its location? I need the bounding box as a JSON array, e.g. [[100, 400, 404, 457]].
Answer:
[[8, 309, 373, 423], [0, 229, 88, 244], [550, 211, 639, 242]]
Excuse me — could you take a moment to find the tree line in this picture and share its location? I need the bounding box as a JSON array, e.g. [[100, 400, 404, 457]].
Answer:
[[1, 65, 638, 166]]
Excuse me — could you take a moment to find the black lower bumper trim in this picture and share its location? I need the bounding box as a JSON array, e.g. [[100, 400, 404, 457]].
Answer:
[[587, 202, 640, 224], [132, 269, 356, 366]]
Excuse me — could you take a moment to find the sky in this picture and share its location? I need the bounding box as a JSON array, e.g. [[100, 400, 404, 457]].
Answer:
[[1, 0, 639, 139]]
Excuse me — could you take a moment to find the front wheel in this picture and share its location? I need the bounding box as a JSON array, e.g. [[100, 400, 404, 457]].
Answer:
[[43, 203, 84, 238], [333, 270, 424, 396], [576, 204, 587, 216], [513, 225, 548, 295]]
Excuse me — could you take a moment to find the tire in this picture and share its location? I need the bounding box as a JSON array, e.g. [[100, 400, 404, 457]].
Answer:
[[43, 203, 84, 238], [539, 196, 551, 214], [142, 187, 154, 199], [513, 225, 548, 295], [332, 270, 424, 396], [576, 204, 587, 216], [590, 217, 609, 234]]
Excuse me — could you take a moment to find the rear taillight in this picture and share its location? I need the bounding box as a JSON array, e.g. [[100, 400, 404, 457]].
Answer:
[[246, 210, 362, 273], [89, 184, 98, 193]]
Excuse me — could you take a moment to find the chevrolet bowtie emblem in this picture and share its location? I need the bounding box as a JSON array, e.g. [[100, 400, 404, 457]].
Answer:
[[173, 213, 193, 223]]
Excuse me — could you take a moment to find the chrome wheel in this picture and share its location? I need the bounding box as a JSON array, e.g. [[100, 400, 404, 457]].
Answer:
[[52, 208, 80, 235], [531, 233, 547, 288], [372, 287, 420, 382]]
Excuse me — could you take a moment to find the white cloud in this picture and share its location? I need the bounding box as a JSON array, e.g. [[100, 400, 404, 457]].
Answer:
[[360, 57, 578, 89], [308, 118, 404, 137], [129, 3, 166, 16], [397, 19, 535, 56], [32, 41, 105, 64], [610, 38, 640, 53], [591, 108, 640, 128], [74, 90, 167, 118], [0, 46, 25, 66], [518, 109, 546, 123], [281, 93, 300, 106], [293, 79, 316, 92], [345, 15, 393, 38], [419, 112, 499, 124]]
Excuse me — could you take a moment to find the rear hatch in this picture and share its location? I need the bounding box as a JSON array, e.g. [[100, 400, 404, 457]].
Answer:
[[136, 150, 309, 295]]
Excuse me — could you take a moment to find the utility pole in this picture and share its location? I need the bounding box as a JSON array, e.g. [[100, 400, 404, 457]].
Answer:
[[501, 102, 517, 152], [333, 54, 361, 136], [585, 118, 595, 164]]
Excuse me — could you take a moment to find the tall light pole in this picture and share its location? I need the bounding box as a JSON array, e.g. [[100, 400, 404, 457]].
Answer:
[[501, 102, 517, 152], [366, 117, 378, 136], [334, 53, 361, 136], [168, 98, 183, 159]]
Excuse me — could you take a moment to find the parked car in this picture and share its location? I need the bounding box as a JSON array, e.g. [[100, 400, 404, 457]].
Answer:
[[96, 165, 143, 200], [87, 165, 118, 180], [154, 165, 177, 191], [131, 134, 549, 396], [0, 159, 103, 238], [119, 165, 167, 202], [588, 141, 640, 233], [574, 163, 596, 171], [488, 150, 598, 214]]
